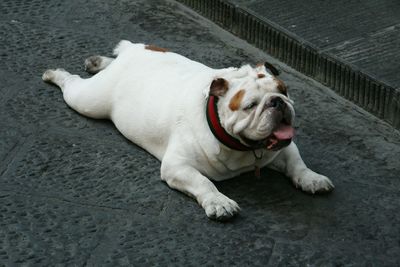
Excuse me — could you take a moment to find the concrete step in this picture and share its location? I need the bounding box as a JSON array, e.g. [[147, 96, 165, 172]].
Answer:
[[177, 0, 400, 129]]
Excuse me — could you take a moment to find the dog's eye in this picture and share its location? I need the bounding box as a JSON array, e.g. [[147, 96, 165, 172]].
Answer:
[[244, 102, 257, 110]]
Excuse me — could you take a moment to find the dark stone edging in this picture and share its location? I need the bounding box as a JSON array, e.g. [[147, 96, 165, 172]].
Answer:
[[176, 0, 400, 129]]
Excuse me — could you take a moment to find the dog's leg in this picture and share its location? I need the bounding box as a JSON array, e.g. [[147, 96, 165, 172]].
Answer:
[[42, 68, 76, 90], [84, 55, 114, 74], [161, 159, 240, 221], [42, 68, 111, 119], [269, 142, 334, 193]]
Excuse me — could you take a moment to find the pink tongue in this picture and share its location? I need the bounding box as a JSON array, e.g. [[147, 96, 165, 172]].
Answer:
[[273, 124, 295, 140]]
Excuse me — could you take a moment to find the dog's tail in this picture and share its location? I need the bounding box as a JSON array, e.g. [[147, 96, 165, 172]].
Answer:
[[113, 40, 135, 56]]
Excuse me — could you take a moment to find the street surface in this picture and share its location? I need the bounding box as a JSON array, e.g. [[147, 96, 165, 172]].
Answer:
[[0, 0, 399, 265]]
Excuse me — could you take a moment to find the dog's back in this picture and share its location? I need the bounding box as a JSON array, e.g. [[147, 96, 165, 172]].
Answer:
[[100, 41, 216, 159]]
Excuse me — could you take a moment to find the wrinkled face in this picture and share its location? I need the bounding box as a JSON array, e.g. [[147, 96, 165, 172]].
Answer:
[[210, 63, 295, 150]]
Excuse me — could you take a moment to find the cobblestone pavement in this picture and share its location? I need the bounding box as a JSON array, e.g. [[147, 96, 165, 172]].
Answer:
[[0, 0, 399, 266]]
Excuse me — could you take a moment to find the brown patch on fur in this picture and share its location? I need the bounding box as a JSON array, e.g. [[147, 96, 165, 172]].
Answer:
[[145, 44, 168, 52], [274, 78, 288, 96], [256, 62, 264, 67], [210, 78, 229, 97], [229, 89, 246, 111], [257, 73, 266, 78]]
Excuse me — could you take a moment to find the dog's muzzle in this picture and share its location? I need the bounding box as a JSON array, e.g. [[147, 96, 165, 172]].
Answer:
[[263, 96, 295, 150], [266, 96, 286, 110]]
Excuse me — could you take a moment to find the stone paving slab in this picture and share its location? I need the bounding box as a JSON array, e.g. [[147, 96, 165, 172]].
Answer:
[[0, 192, 116, 266], [0, 0, 399, 266]]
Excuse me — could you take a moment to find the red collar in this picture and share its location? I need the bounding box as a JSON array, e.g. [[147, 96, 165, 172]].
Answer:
[[206, 95, 254, 151]]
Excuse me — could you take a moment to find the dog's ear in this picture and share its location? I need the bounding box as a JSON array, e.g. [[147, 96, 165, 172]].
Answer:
[[209, 78, 229, 97], [264, 62, 280, 76]]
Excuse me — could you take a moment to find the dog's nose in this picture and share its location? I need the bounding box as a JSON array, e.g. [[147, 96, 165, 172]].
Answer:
[[268, 96, 285, 110]]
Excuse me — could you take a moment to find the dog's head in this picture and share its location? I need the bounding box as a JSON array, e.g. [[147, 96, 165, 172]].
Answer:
[[209, 63, 295, 151]]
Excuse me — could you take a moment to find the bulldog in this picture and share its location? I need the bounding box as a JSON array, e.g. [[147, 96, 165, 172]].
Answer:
[[42, 40, 334, 220]]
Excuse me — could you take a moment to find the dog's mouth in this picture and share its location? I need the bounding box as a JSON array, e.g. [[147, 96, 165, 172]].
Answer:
[[265, 121, 295, 150], [240, 119, 295, 151]]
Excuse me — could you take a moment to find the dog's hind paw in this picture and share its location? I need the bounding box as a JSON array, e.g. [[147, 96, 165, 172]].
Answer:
[[84, 55, 103, 74], [84, 55, 113, 74], [42, 69, 56, 82]]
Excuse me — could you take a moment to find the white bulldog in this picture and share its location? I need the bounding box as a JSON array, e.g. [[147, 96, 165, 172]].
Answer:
[[43, 40, 334, 220]]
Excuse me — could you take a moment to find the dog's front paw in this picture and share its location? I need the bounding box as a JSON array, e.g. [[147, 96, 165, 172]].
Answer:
[[292, 169, 334, 194], [201, 192, 240, 221]]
